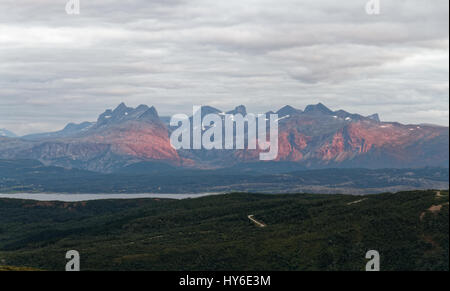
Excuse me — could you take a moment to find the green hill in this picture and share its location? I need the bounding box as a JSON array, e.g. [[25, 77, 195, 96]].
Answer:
[[0, 190, 448, 271]]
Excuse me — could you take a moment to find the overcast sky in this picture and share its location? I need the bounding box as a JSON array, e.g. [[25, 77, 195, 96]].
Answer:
[[0, 0, 448, 135]]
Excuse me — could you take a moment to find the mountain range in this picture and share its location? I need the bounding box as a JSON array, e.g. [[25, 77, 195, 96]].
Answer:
[[0, 103, 448, 173]]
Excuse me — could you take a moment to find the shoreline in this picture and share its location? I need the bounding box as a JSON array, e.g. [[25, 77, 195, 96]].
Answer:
[[0, 192, 226, 202]]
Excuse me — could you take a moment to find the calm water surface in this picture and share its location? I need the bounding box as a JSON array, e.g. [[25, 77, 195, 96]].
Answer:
[[0, 193, 224, 202]]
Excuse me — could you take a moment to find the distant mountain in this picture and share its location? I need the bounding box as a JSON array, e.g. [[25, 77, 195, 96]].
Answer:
[[0, 129, 16, 138], [276, 105, 303, 118], [0, 103, 448, 173], [304, 102, 334, 115], [367, 113, 381, 122], [22, 122, 95, 140], [227, 105, 247, 116]]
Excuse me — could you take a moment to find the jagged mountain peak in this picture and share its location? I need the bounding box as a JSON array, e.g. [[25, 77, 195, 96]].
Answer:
[[96, 103, 161, 127], [304, 103, 333, 115], [136, 104, 150, 111], [1, 103, 448, 173], [276, 105, 303, 117], [227, 105, 247, 116], [367, 113, 381, 122], [333, 110, 380, 123], [138, 106, 160, 122], [114, 102, 129, 112]]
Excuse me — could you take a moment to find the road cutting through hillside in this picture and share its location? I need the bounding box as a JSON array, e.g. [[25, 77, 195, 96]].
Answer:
[[420, 191, 449, 221], [248, 215, 266, 228], [347, 198, 368, 205]]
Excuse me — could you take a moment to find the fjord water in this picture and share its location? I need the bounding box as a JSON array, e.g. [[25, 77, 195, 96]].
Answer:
[[0, 193, 223, 202]]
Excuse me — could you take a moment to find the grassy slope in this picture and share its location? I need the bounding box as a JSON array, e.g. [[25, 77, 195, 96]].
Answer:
[[0, 190, 448, 271]]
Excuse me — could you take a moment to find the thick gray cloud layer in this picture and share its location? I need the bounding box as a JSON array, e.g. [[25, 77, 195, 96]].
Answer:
[[0, 0, 448, 135]]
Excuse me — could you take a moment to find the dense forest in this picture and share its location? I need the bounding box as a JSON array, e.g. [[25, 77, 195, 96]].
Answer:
[[0, 190, 448, 271]]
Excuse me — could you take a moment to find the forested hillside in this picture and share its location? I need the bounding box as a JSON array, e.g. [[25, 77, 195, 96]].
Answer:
[[0, 190, 448, 271]]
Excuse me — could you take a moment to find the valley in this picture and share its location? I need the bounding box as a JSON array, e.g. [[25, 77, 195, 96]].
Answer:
[[0, 159, 448, 194]]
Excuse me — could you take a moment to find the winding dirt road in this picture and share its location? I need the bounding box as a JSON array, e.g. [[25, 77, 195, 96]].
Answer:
[[248, 215, 266, 228]]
